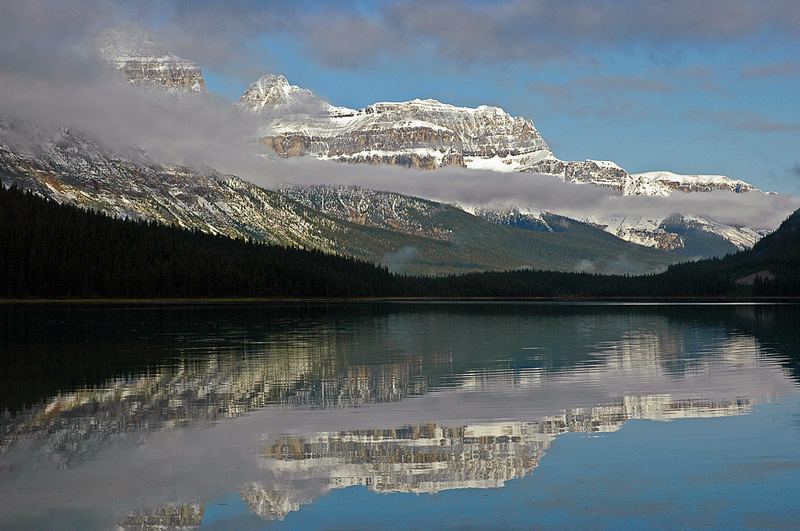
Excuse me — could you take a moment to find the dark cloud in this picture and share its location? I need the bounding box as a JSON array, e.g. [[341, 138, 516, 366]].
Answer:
[[7, 0, 797, 81], [689, 110, 800, 134], [286, 0, 800, 68]]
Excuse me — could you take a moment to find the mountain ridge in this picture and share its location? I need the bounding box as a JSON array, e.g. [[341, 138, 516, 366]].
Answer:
[[0, 124, 677, 275], [235, 72, 770, 252]]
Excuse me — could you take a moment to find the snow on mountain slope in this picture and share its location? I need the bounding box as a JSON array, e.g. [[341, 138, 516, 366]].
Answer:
[[632, 171, 758, 194], [238, 73, 767, 253], [473, 205, 762, 257], [279, 184, 456, 241], [0, 121, 679, 275], [240, 73, 761, 198], [248, 95, 548, 170], [96, 24, 206, 93], [239, 74, 315, 110]]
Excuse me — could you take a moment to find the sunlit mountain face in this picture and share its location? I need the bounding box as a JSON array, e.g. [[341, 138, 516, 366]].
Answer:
[[1, 304, 799, 528]]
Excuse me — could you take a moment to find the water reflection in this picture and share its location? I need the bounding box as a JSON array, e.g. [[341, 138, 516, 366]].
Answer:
[[0, 303, 798, 529], [247, 396, 752, 521]]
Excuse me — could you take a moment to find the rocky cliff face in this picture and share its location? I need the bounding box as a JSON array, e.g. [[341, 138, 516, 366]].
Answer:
[[240, 75, 550, 170], [237, 73, 766, 252], [97, 24, 206, 93], [240, 73, 760, 199]]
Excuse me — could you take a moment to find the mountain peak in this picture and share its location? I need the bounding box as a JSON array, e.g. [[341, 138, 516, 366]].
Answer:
[[96, 23, 206, 93], [240, 73, 314, 111]]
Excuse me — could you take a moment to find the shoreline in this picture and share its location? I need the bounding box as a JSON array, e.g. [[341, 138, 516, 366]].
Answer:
[[1, 296, 799, 305]]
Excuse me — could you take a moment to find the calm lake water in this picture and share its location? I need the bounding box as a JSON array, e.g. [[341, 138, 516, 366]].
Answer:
[[1, 303, 799, 530]]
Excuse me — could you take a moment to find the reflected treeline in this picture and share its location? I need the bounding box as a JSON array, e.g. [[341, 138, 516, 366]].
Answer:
[[3, 303, 799, 414], [1, 303, 798, 529]]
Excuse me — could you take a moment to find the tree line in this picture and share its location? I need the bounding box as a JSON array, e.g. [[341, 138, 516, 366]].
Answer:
[[1, 186, 798, 299]]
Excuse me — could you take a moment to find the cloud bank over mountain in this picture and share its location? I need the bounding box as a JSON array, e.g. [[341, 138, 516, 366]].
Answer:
[[0, 0, 797, 233]]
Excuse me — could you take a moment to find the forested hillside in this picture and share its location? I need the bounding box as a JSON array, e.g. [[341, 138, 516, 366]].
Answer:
[[1, 186, 798, 299], [0, 186, 399, 298]]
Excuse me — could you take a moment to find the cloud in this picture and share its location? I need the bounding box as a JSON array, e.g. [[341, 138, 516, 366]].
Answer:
[[244, 157, 800, 232], [528, 67, 720, 119], [688, 110, 800, 134], [574, 74, 673, 94], [10, 0, 791, 79], [0, 0, 797, 239], [283, 0, 800, 69], [741, 62, 800, 79]]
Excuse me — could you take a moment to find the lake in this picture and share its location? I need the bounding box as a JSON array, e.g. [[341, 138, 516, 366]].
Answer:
[[1, 303, 799, 530]]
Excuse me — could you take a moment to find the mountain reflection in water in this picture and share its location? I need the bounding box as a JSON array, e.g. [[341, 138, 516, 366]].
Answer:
[[0, 303, 798, 529]]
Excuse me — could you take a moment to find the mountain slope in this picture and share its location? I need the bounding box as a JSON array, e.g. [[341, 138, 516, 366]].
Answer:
[[236, 73, 768, 254], [2, 184, 797, 299], [0, 185, 398, 298], [240, 74, 760, 195], [278, 185, 678, 274], [0, 123, 678, 275]]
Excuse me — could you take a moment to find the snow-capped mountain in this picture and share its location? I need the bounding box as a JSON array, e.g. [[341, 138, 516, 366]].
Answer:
[[631, 171, 758, 195], [2, 24, 774, 264], [240, 74, 760, 197], [238, 73, 769, 251], [0, 120, 677, 274], [474, 206, 765, 256], [593, 213, 764, 255], [96, 24, 206, 93], [239, 74, 314, 110]]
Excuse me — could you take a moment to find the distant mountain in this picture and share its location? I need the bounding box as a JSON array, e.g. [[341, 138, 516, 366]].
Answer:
[[240, 77, 642, 186], [238, 73, 767, 253], [470, 206, 763, 259], [239, 74, 314, 110], [87, 27, 776, 257], [0, 28, 776, 272], [239, 74, 759, 196], [96, 24, 206, 93], [277, 184, 678, 273], [0, 124, 677, 275]]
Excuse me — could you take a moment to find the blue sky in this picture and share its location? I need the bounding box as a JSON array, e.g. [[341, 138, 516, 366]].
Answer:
[[199, 397, 800, 529], [188, 0, 800, 194]]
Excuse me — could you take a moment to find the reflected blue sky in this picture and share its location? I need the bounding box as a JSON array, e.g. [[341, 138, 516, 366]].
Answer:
[[1, 303, 799, 529], [202, 398, 800, 530]]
